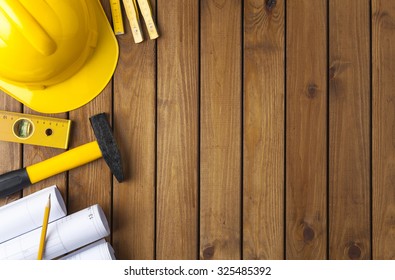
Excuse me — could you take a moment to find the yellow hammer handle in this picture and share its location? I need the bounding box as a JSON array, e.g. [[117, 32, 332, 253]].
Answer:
[[26, 141, 102, 184]]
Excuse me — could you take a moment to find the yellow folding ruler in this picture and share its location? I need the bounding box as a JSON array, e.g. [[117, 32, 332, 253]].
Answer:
[[122, 0, 143, 43], [109, 0, 125, 35], [0, 111, 71, 149], [137, 0, 159, 40], [122, 0, 159, 43]]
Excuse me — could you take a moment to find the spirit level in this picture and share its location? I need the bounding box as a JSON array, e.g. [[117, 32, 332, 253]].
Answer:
[[0, 110, 71, 149]]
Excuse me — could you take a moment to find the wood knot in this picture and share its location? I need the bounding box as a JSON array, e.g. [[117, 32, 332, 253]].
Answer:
[[202, 245, 215, 259], [348, 244, 362, 260], [303, 225, 315, 243], [329, 66, 336, 80], [306, 83, 318, 99], [329, 60, 351, 80], [266, 0, 276, 12]]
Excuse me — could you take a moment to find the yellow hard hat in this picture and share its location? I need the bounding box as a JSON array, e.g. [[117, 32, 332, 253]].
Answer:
[[0, 0, 119, 113]]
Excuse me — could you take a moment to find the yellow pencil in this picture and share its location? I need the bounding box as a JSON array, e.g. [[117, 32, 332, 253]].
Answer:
[[37, 194, 51, 260]]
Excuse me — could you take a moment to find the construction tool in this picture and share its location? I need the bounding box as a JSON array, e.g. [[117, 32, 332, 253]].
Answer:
[[37, 194, 51, 260], [0, 110, 71, 149], [0, 113, 124, 198], [109, 0, 125, 35], [122, 0, 144, 43], [137, 0, 159, 40], [121, 0, 159, 43]]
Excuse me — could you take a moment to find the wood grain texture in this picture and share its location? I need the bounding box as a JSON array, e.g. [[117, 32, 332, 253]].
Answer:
[[67, 95, 112, 214], [372, 0, 395, 260], [112, 2, 156, 259], [200, 0, 242, 260], [286, 0, 327, 259], [0, 94, 22, 206], [156, 0, 199, 259], [66, 0, 113, 229], [243, 0, 284, 260], [329, 0, 371, 260], [4, 0, 395, 261]]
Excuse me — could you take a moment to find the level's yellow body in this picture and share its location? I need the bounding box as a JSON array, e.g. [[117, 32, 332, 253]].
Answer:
[[0, 110, 71, 149], [26, 141, 102, 183]]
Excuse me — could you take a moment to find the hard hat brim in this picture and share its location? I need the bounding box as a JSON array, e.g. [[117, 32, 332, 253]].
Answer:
[[0, 1, 119, 114]]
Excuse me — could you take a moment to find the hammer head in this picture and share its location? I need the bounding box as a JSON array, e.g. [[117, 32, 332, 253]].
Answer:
[[89, 113, 124, 182]]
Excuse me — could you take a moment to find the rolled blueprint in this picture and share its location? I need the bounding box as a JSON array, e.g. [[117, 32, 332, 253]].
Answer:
[[60, 239, 116, 260], [0, 204, 110, 260], [0, 185, 67, 243]]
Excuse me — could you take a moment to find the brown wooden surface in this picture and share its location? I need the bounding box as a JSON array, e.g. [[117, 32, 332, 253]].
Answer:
[[243, 0, 284, 260], [372, 0, 395, 260], [286, 0, 327, 259], [156, 0, 199, 259], [329, 0, 371, 260], [112, 0, 156, 260], [1, 0, 395, 260], [200, 0, 242, 260]]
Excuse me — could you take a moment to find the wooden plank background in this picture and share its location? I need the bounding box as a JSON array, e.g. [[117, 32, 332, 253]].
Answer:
[[329, 0, 371, 260], [286, 0, 327, 259], [372, 0, 395, 259], [200, 0, 242, 260], [1, 0, 395, 260], [244, 0, 284, 260]]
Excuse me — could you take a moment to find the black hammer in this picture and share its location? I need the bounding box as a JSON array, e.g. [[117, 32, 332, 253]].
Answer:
[[0, 113, 124, 197]]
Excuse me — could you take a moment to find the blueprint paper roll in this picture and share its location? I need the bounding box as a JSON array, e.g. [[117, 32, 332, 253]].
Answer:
[[0, 204, 110, 260], [0, 185, 67, 243], [55, 204, 110, 251], [60, 239, 116, 260]]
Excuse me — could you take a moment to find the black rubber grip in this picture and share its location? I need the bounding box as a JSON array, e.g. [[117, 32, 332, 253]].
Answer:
[[0, 168, 32, 198]]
